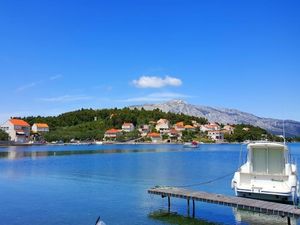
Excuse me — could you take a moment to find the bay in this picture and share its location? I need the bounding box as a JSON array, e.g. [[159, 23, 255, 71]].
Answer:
[[0, 143, 299, 225]]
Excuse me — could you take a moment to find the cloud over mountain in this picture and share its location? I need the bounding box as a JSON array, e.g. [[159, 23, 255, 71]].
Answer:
[[132, 76, 182, 88]]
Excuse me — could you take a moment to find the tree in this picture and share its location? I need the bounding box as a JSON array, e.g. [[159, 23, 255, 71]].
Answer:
[[0, 130, 9, 141]]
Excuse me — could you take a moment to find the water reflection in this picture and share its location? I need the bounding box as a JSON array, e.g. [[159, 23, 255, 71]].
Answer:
[[0, 147, 186, 160], [149, 210, 219, 225], [233, 208, 297, 225]]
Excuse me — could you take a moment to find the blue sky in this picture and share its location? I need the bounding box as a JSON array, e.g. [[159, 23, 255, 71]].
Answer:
[[0, 0, 300, 123]]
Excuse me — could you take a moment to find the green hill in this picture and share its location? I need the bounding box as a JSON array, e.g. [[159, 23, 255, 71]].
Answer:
[[22, 107, 208, 142]]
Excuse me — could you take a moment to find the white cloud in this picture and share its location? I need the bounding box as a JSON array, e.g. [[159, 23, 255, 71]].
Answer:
[[15, 74, 62, 93], [38, 95, 92, 103], [132, 75, 182, 88], [121, 92, 190, 102], [50, 74, 63, 80], [16, 82, 39, 92]]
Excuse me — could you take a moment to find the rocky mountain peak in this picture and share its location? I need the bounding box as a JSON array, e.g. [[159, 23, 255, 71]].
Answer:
[[165, 99, 187, 105], [129, 100, 300, 137]]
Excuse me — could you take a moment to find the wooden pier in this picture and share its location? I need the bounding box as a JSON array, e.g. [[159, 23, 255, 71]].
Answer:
[[148, 186, 300, 224]]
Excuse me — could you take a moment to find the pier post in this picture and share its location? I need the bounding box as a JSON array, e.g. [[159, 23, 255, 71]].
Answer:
[[168, 196, 171, 213], [192, 199, 195, 218], [287, 217, 291, 225], [187, 198, 190, 216]]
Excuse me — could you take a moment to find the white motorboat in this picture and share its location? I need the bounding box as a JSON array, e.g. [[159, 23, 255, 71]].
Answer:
[[231, 142, 299, 204], [183, 141, 199, 148]]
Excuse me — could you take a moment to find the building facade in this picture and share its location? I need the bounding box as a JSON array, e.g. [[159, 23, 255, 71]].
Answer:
[[207, 130, 224, 143], [155, 119, 170, 134], [32, 123, 49, 133], [147, 132, 162, 143], [104, 129, 122, 140], [121, 123, 135, 132], [0, 119, 30, 143]]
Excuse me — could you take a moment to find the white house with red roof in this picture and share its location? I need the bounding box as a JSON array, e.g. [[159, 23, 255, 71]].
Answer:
[[155, 119, 170, 133], [174, 122, 185, 132], [207, 130, 224, 143], [168, 129, 180, 140], [32, 123, 49, 133], [104, 128, 122, 140], [200, 123, 221, 132], [147, 132, 162, 143], [0, 118, 30, 143], [121, 122, 135, 132]]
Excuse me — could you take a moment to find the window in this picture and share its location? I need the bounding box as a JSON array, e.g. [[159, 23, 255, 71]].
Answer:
[[252, 148, 267, 173], [252, 147, 284, 174]]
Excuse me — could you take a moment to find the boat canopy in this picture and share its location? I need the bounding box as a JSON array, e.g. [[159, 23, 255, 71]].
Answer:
[[248, 143, 286, 175]]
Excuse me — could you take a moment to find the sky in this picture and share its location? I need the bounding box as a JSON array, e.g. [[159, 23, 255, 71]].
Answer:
[[0, 0, 300, 123]]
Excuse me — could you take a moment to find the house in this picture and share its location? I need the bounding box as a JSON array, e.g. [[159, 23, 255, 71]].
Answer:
[[184, 125, 196, 132], [207, 130, 224, 143], [155, 119, 170, 133], [168, 129, 180, 141], [122, 123, 135, 132], [138, 125, 150, 136], [200, 123, 221, 132], [223, 125, 235, 134], [104, 128, 122, 140], [243, 127, 250, 131], [147, 132, 162, 143], [174, 122, 185, 132], [0, 118, 30, 143], [32, 123, 49, 133], [191, 120, 200, 128]]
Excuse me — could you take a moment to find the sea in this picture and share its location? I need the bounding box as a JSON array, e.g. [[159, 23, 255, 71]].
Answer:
[[0, 143, 299, 225]]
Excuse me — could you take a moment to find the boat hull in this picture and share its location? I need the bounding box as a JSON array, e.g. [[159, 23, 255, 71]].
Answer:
[[236, 189, 294, 204]]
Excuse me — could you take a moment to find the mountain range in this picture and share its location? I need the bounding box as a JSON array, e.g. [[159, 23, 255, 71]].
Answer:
[[130, 100, 300, 137]]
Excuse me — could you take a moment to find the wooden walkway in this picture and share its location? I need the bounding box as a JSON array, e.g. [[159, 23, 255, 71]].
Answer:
[[148, 186, 300, 224]]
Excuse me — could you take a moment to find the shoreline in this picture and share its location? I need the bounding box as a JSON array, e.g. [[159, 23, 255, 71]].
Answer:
[[1, 141, 299, 148]]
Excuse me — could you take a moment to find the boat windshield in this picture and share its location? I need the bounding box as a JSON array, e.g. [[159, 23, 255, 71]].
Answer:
[[252, 147, 285, 175]]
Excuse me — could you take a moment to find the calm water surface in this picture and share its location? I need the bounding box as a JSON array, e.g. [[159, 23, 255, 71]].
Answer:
[[0, 143, 299, 225]]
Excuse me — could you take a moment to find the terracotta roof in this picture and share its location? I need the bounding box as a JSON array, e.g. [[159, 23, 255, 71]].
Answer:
[[184, 125, 194, 129], [9, 119, 30, 127], [148, 132, 161, 137], [105, 128, 122, 134], [34, 123, 49, 128], [176, 122, 184, 126]]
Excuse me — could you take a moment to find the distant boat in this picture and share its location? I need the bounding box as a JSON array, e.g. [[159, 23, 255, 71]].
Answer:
[[232, 142, 299, 204], [94, 141, 103, 145], [183, 141, 199, 148]]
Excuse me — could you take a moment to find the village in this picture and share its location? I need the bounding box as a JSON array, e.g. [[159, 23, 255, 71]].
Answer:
[[0, 117, 241, 145]]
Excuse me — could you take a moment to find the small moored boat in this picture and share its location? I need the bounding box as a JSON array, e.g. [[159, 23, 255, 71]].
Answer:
[[183, 141, 199, 148], [231, 142, 299, 204]]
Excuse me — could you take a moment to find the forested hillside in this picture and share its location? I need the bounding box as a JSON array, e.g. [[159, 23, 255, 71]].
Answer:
[[22, 108, 208, 142]]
